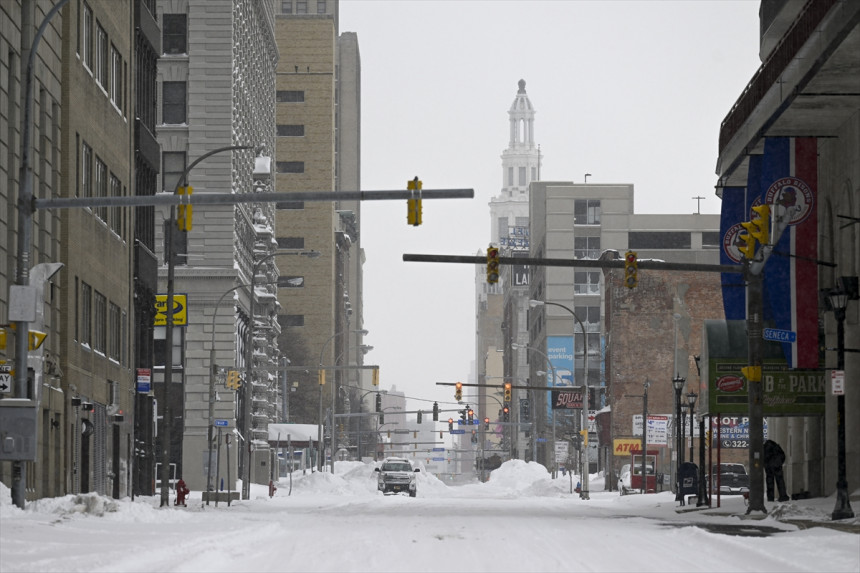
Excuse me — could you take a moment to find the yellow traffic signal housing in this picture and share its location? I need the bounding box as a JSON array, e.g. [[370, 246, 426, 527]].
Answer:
[[454, 381, 463, 401], [580, 428, 589, 446], [743, 205, 771, 244], [372, 367, 379, 386], [318, 370, 326, 386], [225, 370, 242, 390], [486, 246, 500, 284], [624, 251, 638, 288], [503, 382, 512, 402], [741, 365, 762, 382], [737, 231, 757, 260], [177, 186, 193, 231], [407, 177, 423, 226]]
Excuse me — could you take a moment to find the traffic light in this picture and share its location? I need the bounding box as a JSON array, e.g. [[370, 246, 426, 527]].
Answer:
[[486, 245, 500, 284], [454, 382, 462, 401], [448, 418, 454, 431], [432, 402, 439, 421], [417, 411, 423, 424], [467, 407, 474, 422], [502, 404, 510, 422], [375, 393, 382, 412], [739, 205, 771, 259], [177, 186, 193, 231], [459, 409, 466, 424], [741, 365, 762, 382], [318, 370, 326, 386], [225, 370, 241, 390], [504, 382, 512, 402], [580, 428, 589, 447], [407, 177, 422, 226], [372, 367, 379, 386], [624, 250, 638, 288], [484, 417, 490, 430]]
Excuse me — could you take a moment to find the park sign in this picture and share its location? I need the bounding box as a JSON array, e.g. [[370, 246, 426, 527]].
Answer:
[[702, 320, 825, 416]]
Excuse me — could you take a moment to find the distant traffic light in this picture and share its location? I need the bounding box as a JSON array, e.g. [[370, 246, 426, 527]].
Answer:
[[484, 417, 490, 430], [432, 401, 439, 421], [417, 410, 423, 424], [467, 407, 474, 422], [624, 251, 638, 289], [375, 393, 382, 412], [225, 370, 241, 390], [504, 382, 512, 402], [502, 405, 510, 422], [407, 177, 423, 226], [486, 245, 500, 284], [372, 367, 379, 386], [448, 418, 454, 431], [459, 409, 466, 424], [454, 382, 463, 401], [739, 204, 771, 259]]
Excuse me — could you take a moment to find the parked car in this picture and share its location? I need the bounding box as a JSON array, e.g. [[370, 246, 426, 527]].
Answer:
[[374, 457, 420, 497], [709, 463, 749, 495], [618, 461, 655, 495]]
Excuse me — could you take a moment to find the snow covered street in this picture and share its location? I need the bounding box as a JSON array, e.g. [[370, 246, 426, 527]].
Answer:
[[2, 460, 858, 573]]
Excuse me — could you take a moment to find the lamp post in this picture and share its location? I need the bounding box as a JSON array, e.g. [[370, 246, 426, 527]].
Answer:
[[529, 300, 590, 499], [319, 328, 368, 472], [686, 391, 697, 465], [160, 144, 259, 508], [827, 286, 854, 521], [241, 249, 320, 500], [672, 375, 685, 505]]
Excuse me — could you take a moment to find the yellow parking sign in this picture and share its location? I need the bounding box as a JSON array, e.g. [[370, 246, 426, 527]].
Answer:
[[154, 294, 188, 326]]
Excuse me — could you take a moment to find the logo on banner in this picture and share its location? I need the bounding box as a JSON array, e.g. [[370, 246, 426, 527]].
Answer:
[[763, 177, 814, 225], [722, 223, 748, 264]]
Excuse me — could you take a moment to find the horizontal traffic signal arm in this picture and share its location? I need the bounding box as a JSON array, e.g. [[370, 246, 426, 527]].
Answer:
[[34, 188, 474, 210], [404, 253, 738, 274], [436, 381, 573, 392]]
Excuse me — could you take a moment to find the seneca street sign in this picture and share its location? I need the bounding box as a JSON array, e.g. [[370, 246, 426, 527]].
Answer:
[[763, 328, 796, 343]]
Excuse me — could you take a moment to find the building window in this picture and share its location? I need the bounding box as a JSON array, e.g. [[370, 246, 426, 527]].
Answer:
[[162, 151, 186, 193], [574, 271, 600, 295], [518, 166, 526, 186], [81, 2, 93, 70], [276, 201, 304, 210], [276, 161, 304, 174], [278, 276, 305, 288], [276, 90, 304, 103], [110, 44, 123, 111], [153, 327, 184, 370], [317, 0, 326, 14], [94, 290, 107, 354], [109, 302, 121, 361], [628, 231, 691, 250], [81, 141, 92, 199], [277, 237, 304, 249], [95, 157, 107, 223], [81, 281, 92, 346], [574, 236, 600, 260], [162, 14, 187, 55], [574, 199, 601, 225], [507, 167, 513, 187], [162, 81, 187, 124], [109, 173, 123, 235], [277, 124, 305, 137], [281, 1, 292, 14], [96, 22, 108, 87], [281, 315, 305, 327], [296, 1, 308, 14], [702, 231, 720, 249]]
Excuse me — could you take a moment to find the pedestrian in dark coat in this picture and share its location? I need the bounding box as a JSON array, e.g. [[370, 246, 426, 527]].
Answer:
[[763, 439, 789, 502]]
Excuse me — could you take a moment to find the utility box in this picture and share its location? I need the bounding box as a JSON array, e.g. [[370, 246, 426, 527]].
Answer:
[[0, 400, 38, 461]]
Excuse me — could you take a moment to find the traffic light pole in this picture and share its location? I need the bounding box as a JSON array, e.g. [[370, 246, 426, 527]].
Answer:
[[744, 264, 767, 514]]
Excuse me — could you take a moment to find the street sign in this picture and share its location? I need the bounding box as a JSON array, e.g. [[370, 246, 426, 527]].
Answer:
[[432, 457, 445, 462], [0, 365, 12, 394], [763, 328, 796, 343], [214, 419, 229, 427], [450, 429, 465, 434], [432, 447, 445, 452], [536, 437, 547, 443], [832, 370, 845, 396]]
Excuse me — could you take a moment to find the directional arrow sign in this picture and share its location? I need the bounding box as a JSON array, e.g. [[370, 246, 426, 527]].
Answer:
[[0, 365, 12, 394]]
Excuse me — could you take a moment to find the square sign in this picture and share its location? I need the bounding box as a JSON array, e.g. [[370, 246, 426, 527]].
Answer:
[[832, 370, 845, 396]]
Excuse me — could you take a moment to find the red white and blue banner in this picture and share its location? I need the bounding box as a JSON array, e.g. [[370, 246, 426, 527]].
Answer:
[[720, 137, 818, 368], [759, 137, 818, 368]]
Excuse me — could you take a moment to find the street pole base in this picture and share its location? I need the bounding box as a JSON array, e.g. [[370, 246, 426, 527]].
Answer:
[[745, 504, 768, 515], [832, 489, 854, 521]]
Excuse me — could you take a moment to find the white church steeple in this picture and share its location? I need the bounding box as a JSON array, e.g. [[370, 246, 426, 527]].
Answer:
[[490, 80, 540, 245]]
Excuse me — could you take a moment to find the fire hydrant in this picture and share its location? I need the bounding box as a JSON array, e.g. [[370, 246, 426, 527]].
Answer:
[[175, 478, 190, 507], [268, 480, 277, 498]]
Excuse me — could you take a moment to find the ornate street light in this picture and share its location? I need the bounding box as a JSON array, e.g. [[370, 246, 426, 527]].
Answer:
[[827, 285, 854, 520], [672, 375, 685, 505]]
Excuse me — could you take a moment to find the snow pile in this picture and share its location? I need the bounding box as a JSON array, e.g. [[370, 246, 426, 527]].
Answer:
[[484, 459, 571, 497]]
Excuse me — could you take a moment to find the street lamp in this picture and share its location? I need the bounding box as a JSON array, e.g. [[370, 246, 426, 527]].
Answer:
[[160, 143, 261, 508], [528, 299, 590, 500], [319, 328, 368, 472], [241, 249, 320, 499], [672, 375, 685, 505], [686, 391, 698, 465], [827, 285, 854, 521]]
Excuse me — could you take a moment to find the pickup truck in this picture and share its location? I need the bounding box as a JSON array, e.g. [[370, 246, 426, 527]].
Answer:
[[710, 463, 749, 495]]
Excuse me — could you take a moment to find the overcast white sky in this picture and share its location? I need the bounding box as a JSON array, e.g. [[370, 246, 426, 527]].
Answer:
[[338, 1, 763, 417]]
